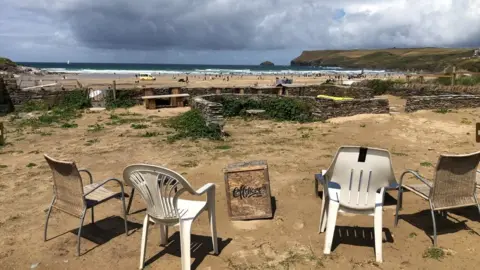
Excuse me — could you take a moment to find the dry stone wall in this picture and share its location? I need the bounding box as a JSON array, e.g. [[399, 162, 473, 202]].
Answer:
[[405, 95, 480, 112], [191, 96, 225, 132], [192, 94, 389, 124]]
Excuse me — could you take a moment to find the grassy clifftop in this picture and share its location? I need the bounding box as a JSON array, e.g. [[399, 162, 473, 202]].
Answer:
[[291, 48, 480, 72], [0, 57, 18, 72]]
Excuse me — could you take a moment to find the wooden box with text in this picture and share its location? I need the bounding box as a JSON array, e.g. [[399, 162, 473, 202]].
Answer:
[[224, 160, 273, 220]]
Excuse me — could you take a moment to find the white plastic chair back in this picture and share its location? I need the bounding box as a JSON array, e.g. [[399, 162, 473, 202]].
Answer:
[[123, 164, 196, 223], [327, 146, 395, 210]]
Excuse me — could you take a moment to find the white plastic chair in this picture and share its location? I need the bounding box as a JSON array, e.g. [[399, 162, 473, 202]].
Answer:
[[320, 146, 397, 263], [123, 164, 218, 270]]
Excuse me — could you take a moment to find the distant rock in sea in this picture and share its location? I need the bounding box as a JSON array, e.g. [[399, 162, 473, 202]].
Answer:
[[260, 61, 274, 66]]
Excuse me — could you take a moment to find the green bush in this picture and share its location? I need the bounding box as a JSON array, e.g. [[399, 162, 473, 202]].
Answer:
[[60, 90, 91, 109], [456, 76, 480, 86], [21, 100, 49, 112], [220, 96, 314, 122], [167, 109, 221, 142], [435, 77, 452, 85], [365, 80, 395, 95], [106, 91, 138, 109]]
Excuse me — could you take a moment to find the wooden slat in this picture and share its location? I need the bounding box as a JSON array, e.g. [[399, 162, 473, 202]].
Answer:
[[142, 94, 190, 99]]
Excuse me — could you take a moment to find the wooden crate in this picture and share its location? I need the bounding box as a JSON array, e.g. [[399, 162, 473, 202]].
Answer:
[[224, 160, 273, 220]]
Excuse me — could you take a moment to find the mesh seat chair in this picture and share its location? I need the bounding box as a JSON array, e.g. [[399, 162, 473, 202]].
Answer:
[[395, 151, 480, 246], [321, 146, 397, 263], [476, 170, 480, 188], [44, 154, 128, 256], [123, 164, 218, 270]]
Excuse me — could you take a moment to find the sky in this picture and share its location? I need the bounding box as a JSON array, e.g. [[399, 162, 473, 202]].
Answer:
[[1, 0, 480, 65]]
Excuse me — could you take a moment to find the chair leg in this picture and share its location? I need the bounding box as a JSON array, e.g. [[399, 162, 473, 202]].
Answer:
[[318, 192, 326, 233], [321, 200, 329, 233], [127, 188, 135, 215], [179, 219, 193, 270], [120, 190, 128, 236], [323, 201, 339, 255], [77, 209, 87, 256], [139, 215, 150, 269], [429, 203, 438, 247], [44, 198, 55, 241], [159, 225, 168, 246], [208, 198, 218, 254], [394, 186, 403, 227], [319, 196, 328, 233], [91, 206, 95, 224], [374, 206, 383, 263]]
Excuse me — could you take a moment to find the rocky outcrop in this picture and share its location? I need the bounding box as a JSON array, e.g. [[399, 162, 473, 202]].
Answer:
[[0, 57, 18, 73], [260, 61, 274, 66]]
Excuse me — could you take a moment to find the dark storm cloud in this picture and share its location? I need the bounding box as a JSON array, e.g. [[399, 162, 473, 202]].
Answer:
[[2, 0, 480, 63]]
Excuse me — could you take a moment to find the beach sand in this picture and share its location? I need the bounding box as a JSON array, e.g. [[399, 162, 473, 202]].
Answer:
[[16, 72, 407, 90], [1, 95, 480, 269]]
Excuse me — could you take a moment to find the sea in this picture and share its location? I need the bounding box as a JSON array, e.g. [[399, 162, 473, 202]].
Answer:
[[17, 62, 390, 76]]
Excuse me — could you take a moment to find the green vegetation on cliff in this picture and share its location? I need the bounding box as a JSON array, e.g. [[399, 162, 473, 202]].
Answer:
[[0, 57, 18, 72], [291, 48, 480, 72]]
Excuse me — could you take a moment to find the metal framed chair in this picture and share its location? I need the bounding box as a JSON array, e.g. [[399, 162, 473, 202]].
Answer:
[[395, 151, 480, 246], [44, 154, 128, 256]]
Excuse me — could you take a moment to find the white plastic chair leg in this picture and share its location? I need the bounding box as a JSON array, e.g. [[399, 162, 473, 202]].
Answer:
[[160, 225, 168, 246], [374, 206, 383, 263], [180, 219, 193, 270], [208, 198, 219, 254], [323, 201, 339, 255], [139, 215, 150, 269], [319, 194, 326, 233]]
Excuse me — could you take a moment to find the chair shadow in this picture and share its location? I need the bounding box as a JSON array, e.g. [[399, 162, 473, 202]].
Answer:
[[145, 232, 232, 269], [331, 226, 394, 252], [70, 216, 143, 255], [449, 206, 480, 223], [397, 209, 480, 243]]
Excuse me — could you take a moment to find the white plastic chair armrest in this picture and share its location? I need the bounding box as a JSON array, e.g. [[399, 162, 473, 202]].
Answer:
[[375, 187, 386, 206], [193, 183, 215, 195]]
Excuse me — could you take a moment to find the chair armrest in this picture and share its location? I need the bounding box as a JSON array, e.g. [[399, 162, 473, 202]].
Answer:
[[83, 177, 125, 197], [399, 169, 432, 188], [78, 169, 93, 184], [193, 183, 215, 195]]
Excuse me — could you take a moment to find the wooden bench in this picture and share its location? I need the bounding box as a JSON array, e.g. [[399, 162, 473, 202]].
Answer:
[[141, 94, 190, 109]]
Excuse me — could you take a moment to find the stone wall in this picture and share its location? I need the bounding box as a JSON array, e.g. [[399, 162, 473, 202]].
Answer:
[[283, 84, 374, 99], [0, 75, 16, 115], [194, 94, 390, 122], [4, 83, 375, 111], [354, 80, 480, 97], [190, 96, 225, 131], [390, 83, 480, 97], [405, 95, 480, 112]]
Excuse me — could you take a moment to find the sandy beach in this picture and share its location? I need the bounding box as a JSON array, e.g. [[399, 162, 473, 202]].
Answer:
[[16, 72, 407, 90]]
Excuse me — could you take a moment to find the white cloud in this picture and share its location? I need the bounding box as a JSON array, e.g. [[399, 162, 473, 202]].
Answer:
[[0, 0, 479, 64]]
